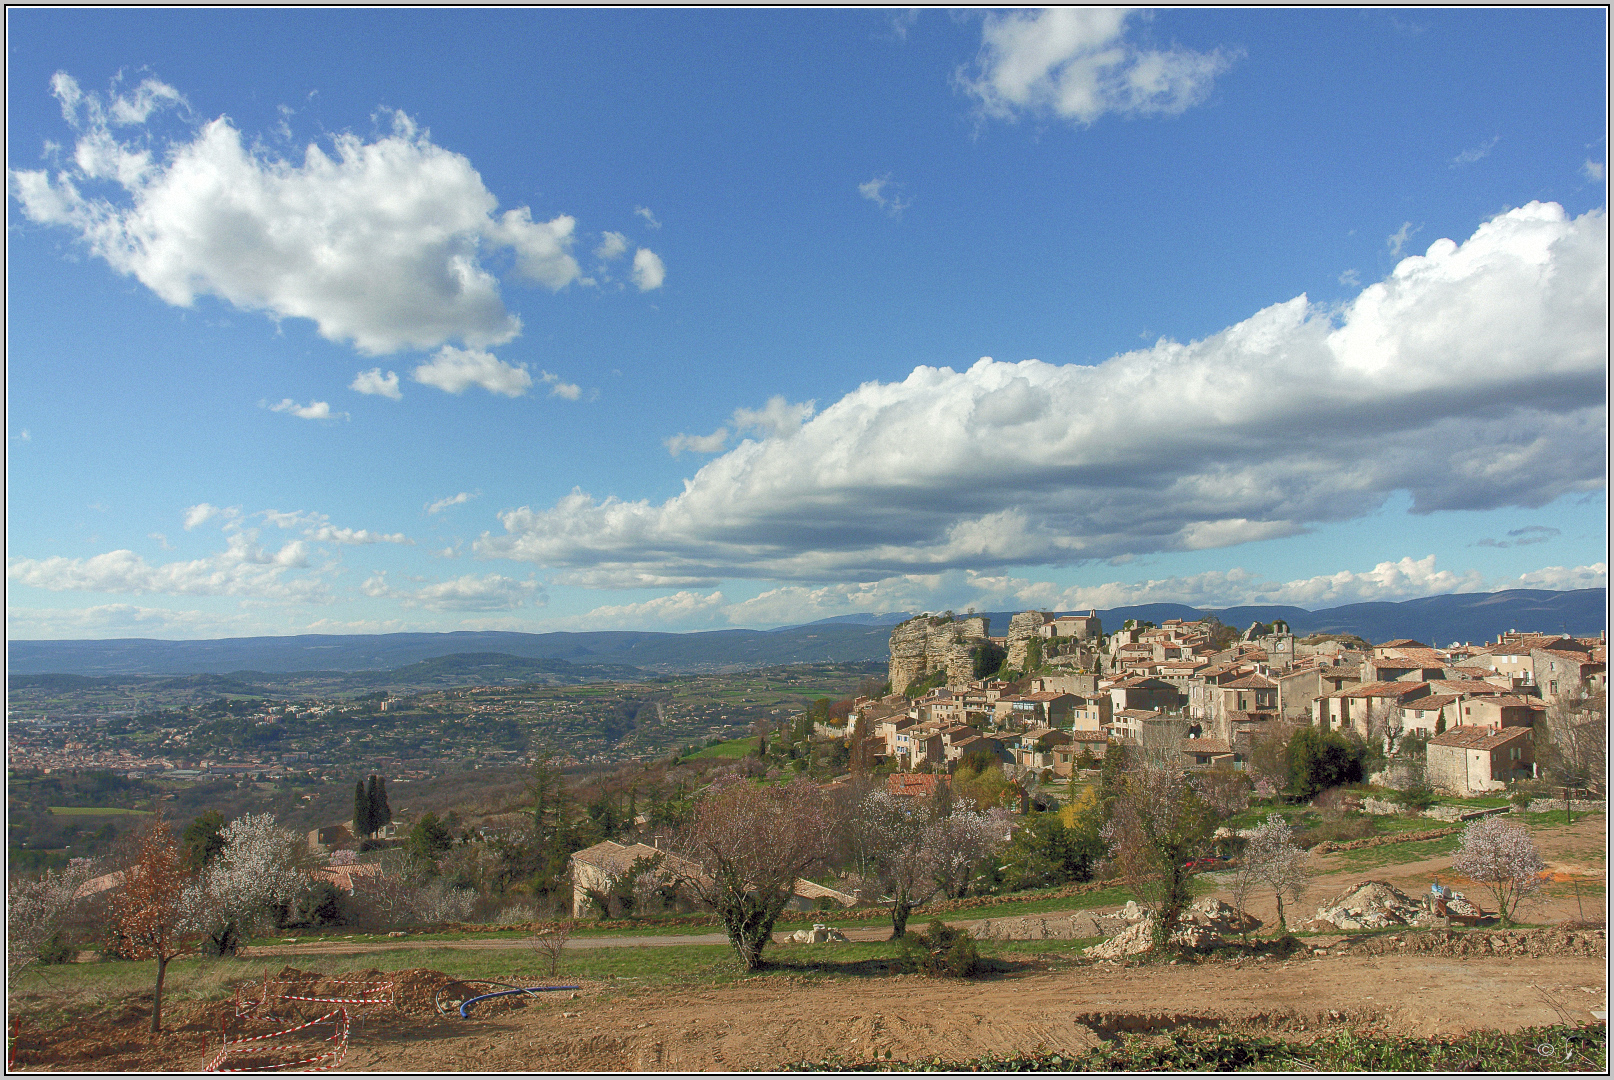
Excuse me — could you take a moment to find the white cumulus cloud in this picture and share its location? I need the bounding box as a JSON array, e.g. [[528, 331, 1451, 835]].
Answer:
[[267, 398, 348, 421], [478, 203, 1607, 587], [11, 73, 585, 357], [962, 8, 1237, 126], [7, 531, 323, 600], [631, 247, 665, 291], [351, 368, 402, 400], [412, 346, 533, 397], [540, 371, 583, 400], [594, 231, 629, 262]]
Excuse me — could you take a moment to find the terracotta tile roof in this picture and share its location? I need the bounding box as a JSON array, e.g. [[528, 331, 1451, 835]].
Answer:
[[1402, 695, 1459, 710], [1377, 639, 1430, 649], [886, 773, 940, 798], [1181, 738, 1233, 754], [1222, 674, 1277, 689], [1328, 680, 1429, 699], [1069, 730, 1111, 742], [1427, 679, 1509, 696], [1429, 726, 1531, 751], [1537, 648, 1602, 664]]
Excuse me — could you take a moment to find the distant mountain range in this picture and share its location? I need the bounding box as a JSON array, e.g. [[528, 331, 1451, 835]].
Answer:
[[7, 588, 1604, 677]]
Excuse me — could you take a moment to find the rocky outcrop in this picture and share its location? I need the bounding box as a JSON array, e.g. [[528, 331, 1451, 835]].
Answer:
[[887, 616, 991, 694], [1004, 611, 1051, 672]]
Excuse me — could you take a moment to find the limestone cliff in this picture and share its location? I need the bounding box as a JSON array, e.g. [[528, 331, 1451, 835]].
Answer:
[[887, 615, 992, 694], [1005, 611, 1052, 672]]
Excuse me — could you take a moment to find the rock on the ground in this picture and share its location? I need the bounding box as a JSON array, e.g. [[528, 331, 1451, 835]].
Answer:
[[788, 925, 850, 944], [1310, 880, 1429, 931], [1081, 898, 1261, 958]]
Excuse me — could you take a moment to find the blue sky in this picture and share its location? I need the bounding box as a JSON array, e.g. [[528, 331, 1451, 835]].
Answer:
[[6, 8, 1607, 639]]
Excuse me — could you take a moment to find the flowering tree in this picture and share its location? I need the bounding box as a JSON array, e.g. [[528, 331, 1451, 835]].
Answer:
[[853, 790, 1005, 938], [1450, 817, 1545, 927], [115, 817, 199, 1033], [1229, 816, 1311, 932], [7, 858, 94, 978], [674, 777, 833, 970], [187, 813, 307, 955]]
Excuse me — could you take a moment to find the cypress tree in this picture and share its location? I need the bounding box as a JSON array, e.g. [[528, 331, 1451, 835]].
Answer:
[[374, 775, 392, 830], [365, 775, 380, 837], [353, 781, 370, 838]]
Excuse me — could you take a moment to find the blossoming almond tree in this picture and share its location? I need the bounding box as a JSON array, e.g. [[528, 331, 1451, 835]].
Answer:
[[187, 813, 307, 954], [1450, 816, 1545, 927]]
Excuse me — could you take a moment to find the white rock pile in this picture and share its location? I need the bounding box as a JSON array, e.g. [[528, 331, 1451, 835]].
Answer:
[[787, 924, 850, 944], [1080, 897, 1262, 958], [1308, 880, 1430, 930]]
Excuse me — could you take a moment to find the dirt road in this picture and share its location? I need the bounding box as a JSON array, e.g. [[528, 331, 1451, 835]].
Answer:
[[336, 953, 1608, 1072]]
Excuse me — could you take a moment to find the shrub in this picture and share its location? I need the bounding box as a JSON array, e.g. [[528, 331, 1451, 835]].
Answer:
[[37, 929, 75, 965], [1286, 728, 1367, 798], [1396, 779, 1438, 811], [896, 919, 980, 978]]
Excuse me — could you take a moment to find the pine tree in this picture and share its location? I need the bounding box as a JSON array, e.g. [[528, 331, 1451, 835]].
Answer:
[[353, 781, 371, 838]]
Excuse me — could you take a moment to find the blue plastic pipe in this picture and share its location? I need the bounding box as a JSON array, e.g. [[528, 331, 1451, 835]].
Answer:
[[459, 986, 581, 1018]]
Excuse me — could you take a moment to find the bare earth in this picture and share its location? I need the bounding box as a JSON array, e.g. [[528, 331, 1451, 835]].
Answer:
[[337, 954, 1608, 1072]]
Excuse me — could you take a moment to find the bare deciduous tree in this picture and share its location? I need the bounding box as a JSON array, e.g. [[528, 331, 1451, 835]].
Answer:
[[1230, 816, 1311, 932], [1450, 817, 1545, 927], [673, 777, 832, 970], [1100, 754, 1220, 951], [1538, 682, 1607, 801], [527, 919, 574, 977]]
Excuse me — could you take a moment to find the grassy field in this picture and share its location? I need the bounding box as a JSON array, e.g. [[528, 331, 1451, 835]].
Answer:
[[681, 737, 759, 761], [47, 806, 151, 816], [1320, 835, 1463, 871]]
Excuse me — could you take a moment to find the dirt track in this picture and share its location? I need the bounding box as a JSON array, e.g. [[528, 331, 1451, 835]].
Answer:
[[335, 953, 1608, 1072]]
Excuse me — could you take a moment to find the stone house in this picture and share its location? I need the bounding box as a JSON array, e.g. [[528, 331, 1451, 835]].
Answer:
[[1398, 694, 1461, 736], [1454, 695, 1545, 730], [1425, 726, 1536, 796], [1181, 737, 1235, 769], [1005, 691, 1078, 729], [1313, 680, 1430, 737], [1531, 648, 1605, 698], [1108, 676, 1182, 715], [308, 823, 354, 852]]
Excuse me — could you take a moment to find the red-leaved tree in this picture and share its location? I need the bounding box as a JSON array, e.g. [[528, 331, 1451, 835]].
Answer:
[[116, 816, 198, 1033]]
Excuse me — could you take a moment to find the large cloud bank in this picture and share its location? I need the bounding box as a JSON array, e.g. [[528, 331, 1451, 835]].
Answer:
[[482, 203, 1607, 588], [10, 74, 662, 359]]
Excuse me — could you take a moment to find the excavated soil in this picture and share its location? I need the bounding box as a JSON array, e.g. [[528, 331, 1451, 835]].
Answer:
[[10, 945, 1607, 1073]]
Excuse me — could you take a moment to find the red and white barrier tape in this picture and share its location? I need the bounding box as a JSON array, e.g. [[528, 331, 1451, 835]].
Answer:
[[205, 1008, 348, 1072]]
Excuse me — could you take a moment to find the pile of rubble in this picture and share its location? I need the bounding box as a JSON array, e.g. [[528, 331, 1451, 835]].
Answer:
[[1080, 898, 1261, 958], [785, 924, 850, 944], [1306, 880, 1446, 930]]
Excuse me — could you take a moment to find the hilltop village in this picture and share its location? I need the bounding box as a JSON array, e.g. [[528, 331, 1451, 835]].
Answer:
[[859, 610, 1606, 798]]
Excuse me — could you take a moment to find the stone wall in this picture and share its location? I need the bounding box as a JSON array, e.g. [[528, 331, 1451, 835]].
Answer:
[[1004, 611, 1051, 672], [887, 615, 991, 695]]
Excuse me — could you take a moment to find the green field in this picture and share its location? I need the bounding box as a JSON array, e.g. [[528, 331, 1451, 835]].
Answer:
[[682, 737, 759, 761], [47, 806, 151, 816]]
